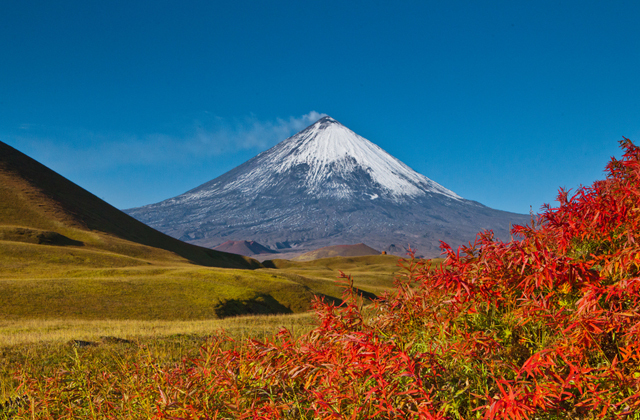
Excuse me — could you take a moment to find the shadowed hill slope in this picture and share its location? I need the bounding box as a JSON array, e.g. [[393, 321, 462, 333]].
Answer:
[[212, 240, 279, 257], [0, 141, 260, 269]]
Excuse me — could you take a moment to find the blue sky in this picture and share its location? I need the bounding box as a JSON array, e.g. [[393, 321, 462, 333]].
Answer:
[[2, 1, 639, 214]]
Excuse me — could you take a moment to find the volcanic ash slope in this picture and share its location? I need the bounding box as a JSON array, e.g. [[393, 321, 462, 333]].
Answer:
[[126, 116, 529, 257]]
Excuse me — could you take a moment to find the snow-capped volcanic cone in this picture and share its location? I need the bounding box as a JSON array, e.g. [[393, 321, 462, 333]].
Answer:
[[126, 116, 529, 257]]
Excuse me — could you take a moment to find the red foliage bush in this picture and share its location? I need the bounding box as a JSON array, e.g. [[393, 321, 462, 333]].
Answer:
[[14, 139, 640, 419]]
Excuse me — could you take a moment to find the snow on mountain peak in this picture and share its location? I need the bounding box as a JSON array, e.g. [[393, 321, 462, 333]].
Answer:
[[276, 116, 460, 200], [213, 116, 462, 202]]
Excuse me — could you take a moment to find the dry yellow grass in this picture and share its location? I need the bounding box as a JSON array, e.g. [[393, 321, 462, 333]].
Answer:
[[0, 312, 319, 401], [0, 312, 318, 347]]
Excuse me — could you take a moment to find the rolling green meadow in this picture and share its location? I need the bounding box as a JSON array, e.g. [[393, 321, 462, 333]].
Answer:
[[0, 252, 424, 410], [0, 224, 417, 403]]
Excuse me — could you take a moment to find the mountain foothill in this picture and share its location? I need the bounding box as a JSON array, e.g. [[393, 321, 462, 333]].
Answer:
[[0, 140, 260, 270]]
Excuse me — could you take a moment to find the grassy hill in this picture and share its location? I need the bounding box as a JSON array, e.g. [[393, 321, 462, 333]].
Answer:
[[264, 254, 443, 295], [0, 141, 260, 270]]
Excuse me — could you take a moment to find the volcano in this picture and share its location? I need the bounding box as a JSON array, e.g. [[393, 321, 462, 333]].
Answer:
[[125, 116, 529, 257]]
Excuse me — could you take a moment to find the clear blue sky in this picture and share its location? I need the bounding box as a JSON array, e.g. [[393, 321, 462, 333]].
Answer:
[[2, 1, 639, 214]]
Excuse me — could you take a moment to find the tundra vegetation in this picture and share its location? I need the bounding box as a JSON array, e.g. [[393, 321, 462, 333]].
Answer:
[[3, 139, 640, 419]]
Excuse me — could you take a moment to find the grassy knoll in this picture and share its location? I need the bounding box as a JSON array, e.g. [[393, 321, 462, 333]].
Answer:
[[0, 246, 421, 322], [263, 254, 443, 295], [0, 269, 306, 320]]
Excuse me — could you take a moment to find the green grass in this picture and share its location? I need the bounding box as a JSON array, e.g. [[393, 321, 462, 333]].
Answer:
[[0, 248, 420, 322], [0, 267, 313, 320], [263, 255, 443, 294], [0, 253, 422, 402]]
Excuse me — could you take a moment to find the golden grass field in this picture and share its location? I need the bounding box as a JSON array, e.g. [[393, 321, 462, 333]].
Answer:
[[0, 254, 438, 402], [0, 252, 425, 344]]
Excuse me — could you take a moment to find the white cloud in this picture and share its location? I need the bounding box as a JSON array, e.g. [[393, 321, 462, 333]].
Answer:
[[4, 111, 327, 171], [191, 111, 326, 152]]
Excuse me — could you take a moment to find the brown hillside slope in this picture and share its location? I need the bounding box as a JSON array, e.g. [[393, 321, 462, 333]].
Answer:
[[0, 141, 260, 269], [292, 243, 380, 261], [213, 240, 279, 256]]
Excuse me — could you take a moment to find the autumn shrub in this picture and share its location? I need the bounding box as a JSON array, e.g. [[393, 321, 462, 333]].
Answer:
[[10, 138, 640, 419]]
